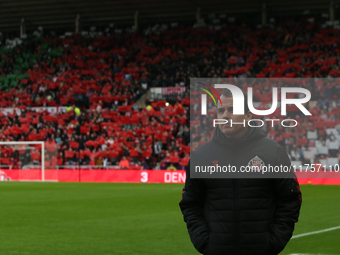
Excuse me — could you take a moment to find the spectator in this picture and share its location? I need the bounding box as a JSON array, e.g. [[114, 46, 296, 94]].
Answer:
[[96, 157, 103, 166], [327, 134, 339, 157], [166, 164, 177, 170], [290, 145, 305, 163], [119, 156, 129, 169]]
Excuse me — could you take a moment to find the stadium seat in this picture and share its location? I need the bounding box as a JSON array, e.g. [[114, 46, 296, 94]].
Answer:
[[65, 151, 75, 158], [69, 142, 79, 149], [327, 158, 339, 167], [170, 156, 179, 163], [129, 149, 139, 157], [1, 158, 10, 165], [142, 150, 152, 159], [179, 157, 189, 167], [80, 126, 90, 134], [30, 152, 40, 161], [46, 142, 57, 152], [297, 138, 308, 146]]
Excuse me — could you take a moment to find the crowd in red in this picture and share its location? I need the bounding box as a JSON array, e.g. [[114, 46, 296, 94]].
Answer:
[[0, 17, 339, 169]]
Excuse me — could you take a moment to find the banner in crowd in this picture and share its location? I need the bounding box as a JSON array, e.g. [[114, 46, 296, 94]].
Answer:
[[0, 106, 66, 116], [162, 87, 186, 95]]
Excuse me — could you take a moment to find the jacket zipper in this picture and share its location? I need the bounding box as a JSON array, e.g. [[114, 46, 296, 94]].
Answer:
[[234, 178, 239, 255], [233, 147, 239, 255]]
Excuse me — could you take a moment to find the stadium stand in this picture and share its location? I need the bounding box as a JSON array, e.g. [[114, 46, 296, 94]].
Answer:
[[0, 17, 339, 170]]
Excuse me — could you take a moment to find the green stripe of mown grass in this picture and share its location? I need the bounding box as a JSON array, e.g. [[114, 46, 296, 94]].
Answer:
[[0, 182, 195, 255], [0, 183, 340, 255]]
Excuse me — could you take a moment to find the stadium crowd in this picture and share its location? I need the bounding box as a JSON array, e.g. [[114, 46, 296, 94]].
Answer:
[[0, 17, 339, 169]]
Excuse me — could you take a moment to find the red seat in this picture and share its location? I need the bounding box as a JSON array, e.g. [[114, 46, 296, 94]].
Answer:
[[170, 156, 179, 163], [229, 58, 237, 64], [24, 99, 33, 105], [30, 152, 40, 161], [179, 157, 190, 167], [40, 129, 48, 137], [267, 131, 277, 137], [19, 118, 29, 123], [92, 125, 100, 132], [83, 150, 92, 157], [46, 142, 57, 152], [85, 140, 98, 148], [47, 100, 56, 106], [256, 73, 266, 78], [69, 141, 79, 149], [297, 138, 308, 146], [181, 146, 190, 154], [282, 132, 291, 139], [285, 72, 297, 78], [57, 158, 63, 165], [45, 161, 51, 168], [65, 151, 75, 158], [96, 138, 106, 145], [1, 158, 10, 165], [247, 56, 258, 62], [67, 128, 74, 135], [158, 100, 167, 107], [130, 149, 139, 157], [80, 126, 90, 134], [60, 98, 69, 105], [142, 150, 152, 159], [108, 151, 118, 158], [97, 151, 107, 158]]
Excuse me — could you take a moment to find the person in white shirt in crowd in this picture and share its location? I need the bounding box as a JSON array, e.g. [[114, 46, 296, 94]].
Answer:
[[326, 134, 339, 157]]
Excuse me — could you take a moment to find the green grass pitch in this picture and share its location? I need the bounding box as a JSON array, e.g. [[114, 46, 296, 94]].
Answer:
[[0, 182, 339, 255]]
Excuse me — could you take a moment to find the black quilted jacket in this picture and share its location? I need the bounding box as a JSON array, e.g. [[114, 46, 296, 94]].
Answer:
[[179, 127, 302, 255]]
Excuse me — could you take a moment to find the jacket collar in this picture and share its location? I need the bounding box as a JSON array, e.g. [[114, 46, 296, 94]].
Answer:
[[212, 126, 265, 147]]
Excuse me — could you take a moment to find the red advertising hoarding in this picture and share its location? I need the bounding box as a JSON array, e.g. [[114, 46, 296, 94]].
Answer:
[[1, 169, 187, 183], [1, 169, 340, 184]]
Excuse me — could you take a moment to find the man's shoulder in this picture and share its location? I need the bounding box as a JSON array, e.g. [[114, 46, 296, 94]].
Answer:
[[252, 136, 284, 155], [254, 136, 290, 165], [258, 136, 282, 148], [192, 140, 216, 155], [192, 136, 284, 156]]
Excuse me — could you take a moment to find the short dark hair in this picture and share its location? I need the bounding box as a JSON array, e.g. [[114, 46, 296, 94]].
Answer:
[[219, 88, 249, 113]]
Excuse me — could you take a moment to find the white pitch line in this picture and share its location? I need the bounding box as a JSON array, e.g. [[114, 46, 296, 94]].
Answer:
[[292, 226, 340, 239]]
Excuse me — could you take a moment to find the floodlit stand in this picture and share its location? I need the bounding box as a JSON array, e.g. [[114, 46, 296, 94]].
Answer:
[[0, 141, 45, 181]]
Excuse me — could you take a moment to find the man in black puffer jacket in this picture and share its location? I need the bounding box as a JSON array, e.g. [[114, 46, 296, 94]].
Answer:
[[180, 89, 302, 255]]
